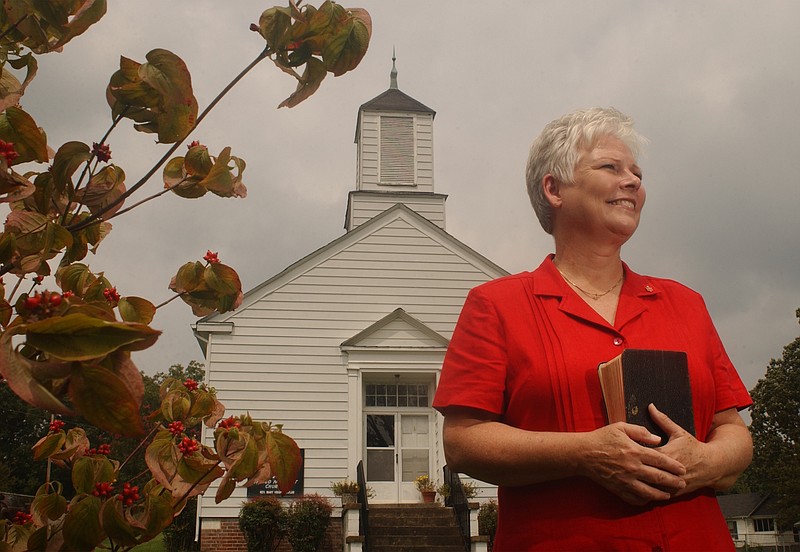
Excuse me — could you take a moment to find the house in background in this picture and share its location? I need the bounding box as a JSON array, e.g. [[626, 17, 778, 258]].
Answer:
[[192, 60, 506, 543], [717, 493, 799, 550]]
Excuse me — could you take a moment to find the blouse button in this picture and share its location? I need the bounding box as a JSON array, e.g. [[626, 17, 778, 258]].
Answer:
[[612, 337, 624, 346]]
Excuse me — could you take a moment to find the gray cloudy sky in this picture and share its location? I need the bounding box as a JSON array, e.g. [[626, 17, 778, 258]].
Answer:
[[19, 1, 800, 393]]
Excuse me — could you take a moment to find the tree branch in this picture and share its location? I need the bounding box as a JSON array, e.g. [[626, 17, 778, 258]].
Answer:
[[67, 46, 272, 233]]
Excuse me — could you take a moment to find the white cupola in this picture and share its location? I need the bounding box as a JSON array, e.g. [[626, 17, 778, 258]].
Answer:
[[345, 54, 446, 231]]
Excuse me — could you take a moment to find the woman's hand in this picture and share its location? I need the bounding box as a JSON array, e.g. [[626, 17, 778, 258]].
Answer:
[[650, 404, 752, 496], [579, 422, 687, 506]]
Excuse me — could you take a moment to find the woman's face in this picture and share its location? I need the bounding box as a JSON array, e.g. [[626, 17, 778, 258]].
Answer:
[[556, 135, 645, 243]]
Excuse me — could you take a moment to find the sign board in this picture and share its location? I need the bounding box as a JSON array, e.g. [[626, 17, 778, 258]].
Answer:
[[246, 449, 304, 498]]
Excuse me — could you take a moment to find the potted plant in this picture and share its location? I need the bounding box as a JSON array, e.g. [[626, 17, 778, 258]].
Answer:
[[415, 475, 437, 503], [330, 479, 360, 506], [437, 480, 480, 503]]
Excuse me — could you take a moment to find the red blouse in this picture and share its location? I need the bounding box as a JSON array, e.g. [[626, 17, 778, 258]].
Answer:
[[433, 256, 751, 551]]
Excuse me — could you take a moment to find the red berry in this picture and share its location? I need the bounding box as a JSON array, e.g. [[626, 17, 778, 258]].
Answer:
[[103, 287, 120, 305], [92, 142, 112, 162], [183, 378, 199, 391], [219, 416, 241, 430], [12, 511, 32, 525], [118, 482, 140, 506], [48, 292, 62, 307], [89, 443, 111, 455], [0, 140, 19, 164], [92, 481, 114, 497], [178, 437, 199, 455], [24, 295, 41, 309], [203, 250, 219, 264], [49, 419, 65, 433], [168, 421, 185, 435]]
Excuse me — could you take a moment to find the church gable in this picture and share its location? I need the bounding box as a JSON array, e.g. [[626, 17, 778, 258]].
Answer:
[[207, 204, 505, 322], [341, 308, 449, 350]]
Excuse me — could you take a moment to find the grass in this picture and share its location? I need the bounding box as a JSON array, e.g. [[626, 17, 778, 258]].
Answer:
[[130, 534, 166, 551]]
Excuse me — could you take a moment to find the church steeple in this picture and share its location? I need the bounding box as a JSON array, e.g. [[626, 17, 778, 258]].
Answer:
[[346, 57, 446, 232], [390, 48, 398, 89]]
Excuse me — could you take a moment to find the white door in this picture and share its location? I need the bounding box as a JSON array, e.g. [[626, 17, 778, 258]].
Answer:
[[365, 412, 431, 502]]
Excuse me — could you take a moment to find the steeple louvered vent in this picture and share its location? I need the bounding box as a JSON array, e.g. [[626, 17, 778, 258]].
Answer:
[[380, 116, 414, 185]]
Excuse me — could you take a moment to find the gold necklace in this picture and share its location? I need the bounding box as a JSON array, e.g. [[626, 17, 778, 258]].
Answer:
[[556, 268, 624, 301]]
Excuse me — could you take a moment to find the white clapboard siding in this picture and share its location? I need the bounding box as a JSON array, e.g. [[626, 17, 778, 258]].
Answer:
[[357, 111, 434, 192], [197, 205, 505, 518], [347, 191, 446, 230]]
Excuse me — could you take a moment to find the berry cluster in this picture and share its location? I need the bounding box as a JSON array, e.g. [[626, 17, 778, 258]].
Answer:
[[117, 482, 140, 506], [0, 140, 19, 164], [183, 378, 199, 391], [91, 142, 112, 162], [92, 482, 115, 498], [219, 416, 241, 430], [167, 421, 185, 435], [22, 291, 63, 318], [203, 250, 219, 264], [178, 437, 199, 455], [88, 443, 111, 456], [103, 287, 120, 305], [49, 419, 65, 433], [12, 511, 32, 525]]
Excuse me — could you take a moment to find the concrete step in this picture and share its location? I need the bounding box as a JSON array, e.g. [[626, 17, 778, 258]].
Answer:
[[367, 504, 466, 552]]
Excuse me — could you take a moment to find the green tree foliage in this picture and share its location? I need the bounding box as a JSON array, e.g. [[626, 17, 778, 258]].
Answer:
[[0, 381, 50, 494], [0, 362, 205, 496], [745, 308, 800, 527]]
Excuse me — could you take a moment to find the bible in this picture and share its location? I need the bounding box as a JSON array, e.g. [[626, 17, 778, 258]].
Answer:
[[598, 349, 695, 442]]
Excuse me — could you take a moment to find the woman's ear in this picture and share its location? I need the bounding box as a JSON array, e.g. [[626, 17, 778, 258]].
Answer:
[[542, 174, 562, 208]]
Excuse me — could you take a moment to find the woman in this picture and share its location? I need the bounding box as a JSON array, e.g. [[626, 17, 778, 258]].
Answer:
[[432, 108, 752, 551]]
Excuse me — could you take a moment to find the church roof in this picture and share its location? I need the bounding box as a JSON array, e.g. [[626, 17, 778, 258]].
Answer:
[[354, 87, 435, 143], [359, 87, 435, 115]]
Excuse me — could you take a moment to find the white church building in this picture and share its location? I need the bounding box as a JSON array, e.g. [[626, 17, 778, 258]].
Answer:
[[192, 61, 506, 527]]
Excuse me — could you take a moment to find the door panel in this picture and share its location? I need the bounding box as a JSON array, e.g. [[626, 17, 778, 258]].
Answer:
[[399, 414, 429, 501]]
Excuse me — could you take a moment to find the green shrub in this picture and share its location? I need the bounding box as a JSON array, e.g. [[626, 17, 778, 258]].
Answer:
[[478, 499, 498, 544], [163, 498, 200, 551], [238, 496, 287, 552], [286, 494, 332, 552]]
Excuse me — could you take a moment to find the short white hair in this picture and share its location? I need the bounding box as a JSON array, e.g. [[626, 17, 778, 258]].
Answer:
[[525, 107, 647, 234]]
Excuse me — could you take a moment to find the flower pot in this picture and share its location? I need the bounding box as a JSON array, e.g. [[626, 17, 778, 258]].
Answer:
[[421, 490, 436, 503], [341, 492, 358, 506]]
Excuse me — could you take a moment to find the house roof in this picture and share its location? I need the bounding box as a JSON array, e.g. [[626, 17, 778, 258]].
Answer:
[[717, 493, 779, 518]]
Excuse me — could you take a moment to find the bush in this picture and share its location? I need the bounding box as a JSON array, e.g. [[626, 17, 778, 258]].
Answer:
[[478, 499, 498, 544], [163, 498, 200, 552], [286, 494, 332, 552], [238, 497, 287, 552]]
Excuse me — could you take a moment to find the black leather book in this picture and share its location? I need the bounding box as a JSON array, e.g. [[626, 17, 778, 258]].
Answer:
[[598, 349, 695, 443]]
